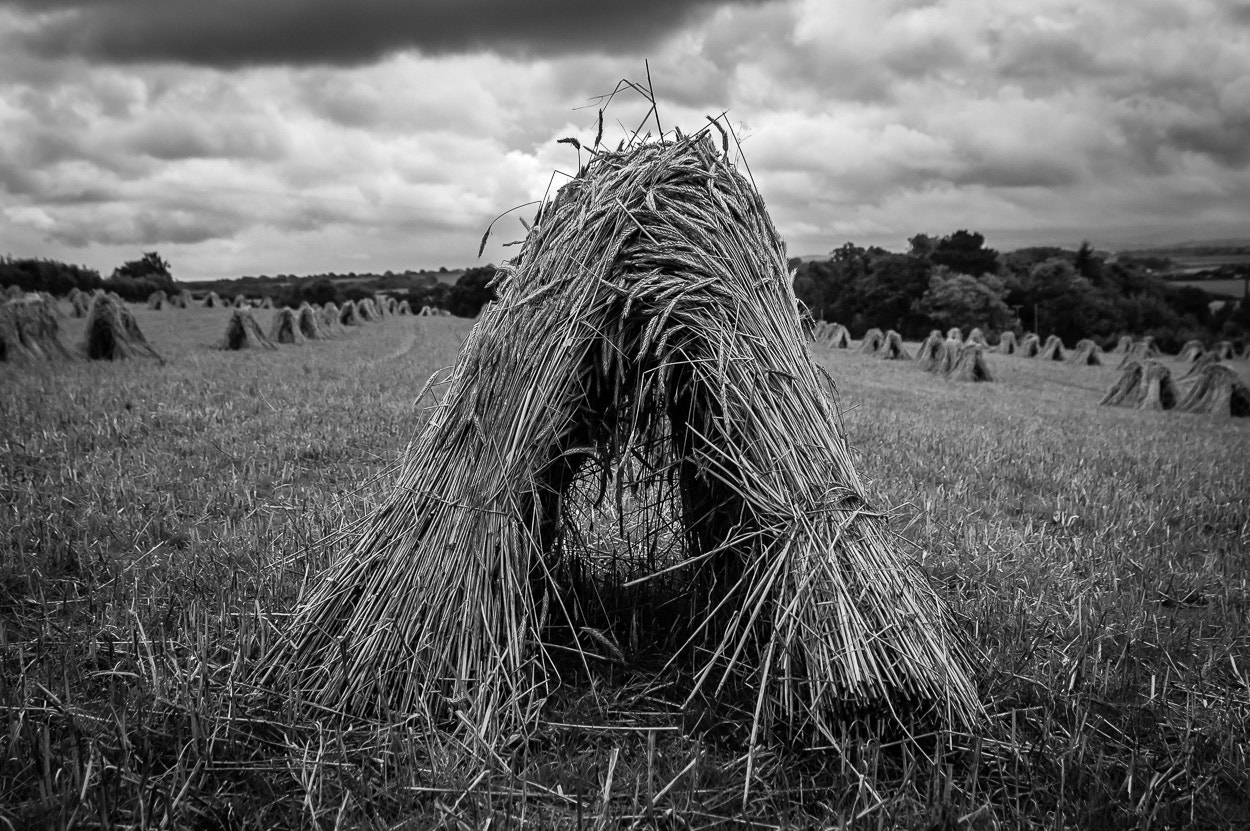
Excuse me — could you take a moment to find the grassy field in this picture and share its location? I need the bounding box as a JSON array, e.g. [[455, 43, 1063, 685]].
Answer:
[[2, 305, 1249, 829], [1165, 278, 1246, 300]]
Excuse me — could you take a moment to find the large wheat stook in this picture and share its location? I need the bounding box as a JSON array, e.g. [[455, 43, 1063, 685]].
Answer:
[[267, 133, 980, 746]]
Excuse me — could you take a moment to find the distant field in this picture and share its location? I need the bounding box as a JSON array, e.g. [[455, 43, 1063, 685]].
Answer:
[[1167, 277, 1247, 298], [2, 307, 1248, 828], [1167, 254, 1250, 270]]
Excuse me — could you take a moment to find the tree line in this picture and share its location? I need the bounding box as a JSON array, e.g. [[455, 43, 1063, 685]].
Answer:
[[5, 235, 1247, 347], [1, 252, 177, 302], [792, 232, 1247, 352], [1, 254, 500, 318]]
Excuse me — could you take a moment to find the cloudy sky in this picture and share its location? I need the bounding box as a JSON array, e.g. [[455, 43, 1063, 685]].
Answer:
[[1, 0, 1247, 282]]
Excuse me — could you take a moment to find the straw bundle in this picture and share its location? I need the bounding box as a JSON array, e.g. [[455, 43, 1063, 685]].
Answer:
[[937, 339, 962, 374], [1138, 361, 1179, 410], [269, 308, 306, 345], [265, 134, 980, 748], [966, 327, 987, 347], [1178, 339, 1205, 363], [857, 327, 884, 354], [1, 297, 73, 362], [813, 321, 851, 348], [3, 285, 23, 300], [1181, 352, 1218, 379], [0, 303, 22, 362], [216, 308, 274, 350], [68, 288, 92, 318], [397, 299, 412, 315], [1018, 333, 1041, 357], [1211, 341, 1235, 360], [1039, 334, 1065, 361], [373, 294, 395, 316], [916, 331, 945, 370], [1100, 361, 1146, 407], [945, 327, 963, 343], [1067, 338, 1102, 366], [297, 303, 328, 340], [1177, 364, 1250, 417], [948, 343, 992, 382], [993, 331, 1018, 355], [1117, 337, 1160, 368], [321, 301, 341, 329], [147, 290, 166, 310], [83, 294, 160, 360], [419, 304, 434, 316], [875, 329, 911, 360], [339, 300, 362, 326], [232, 295, 250, 308], [1111, 335, 1133, 354], [172, 289, 192, 308], [204, 291, 222, 308]]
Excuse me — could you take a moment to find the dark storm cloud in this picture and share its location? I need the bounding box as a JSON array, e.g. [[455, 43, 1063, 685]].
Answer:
[[6, 0, 776, 67]]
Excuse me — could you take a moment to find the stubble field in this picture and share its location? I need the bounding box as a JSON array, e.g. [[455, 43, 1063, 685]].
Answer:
[[2, 303, 1248, 829]]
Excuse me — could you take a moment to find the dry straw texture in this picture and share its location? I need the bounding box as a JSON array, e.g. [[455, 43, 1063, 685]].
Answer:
[[917, 330, 945, 368], [321, 302, 343, 331], [875, 329, 911, 360], [1067, 338, 1102, 366], [1182, 352, 1219, 379], [812, 320, 850, 348], [2, 296, 73, 362], [1177, 364, 1250, 417], [966, 327, 987, 346], [1100, 361, 1146, 407], [1111, 334, 1133, 354], [339, 300, 362, 326], [297, 303, 328, 340], [266, 133, 980, 751], [269, 308, 306, 345], [948, 343, 993, 382], [397, 299, 412, 315], [204, 291, 222, 308], [68, 288, 91, 318], [1117, 336, 1160, 368], [945, 327, 963, 343], [147, 290, 166, 310], [1039, 334, 1065, 361], [1178, 339, 1205, 363], [1018, 333, 1041, 357], [83, 294, 160, 361], [857, 327, 884, 354], [1138, 361, 1179, 411], [993, 330, 1018, 355], [216, 308, 274, 350]]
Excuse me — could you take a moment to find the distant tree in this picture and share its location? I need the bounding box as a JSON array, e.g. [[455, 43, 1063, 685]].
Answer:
[[112, 251, 172, 282], [446, 266, 498, 317], [928, 230, 1001, 277], [907, 234, 937, 258], [857, 253, 932, 336], [914, 267, 1014, 332], [0, 257, 102, 295], [1073, 240, 1101, 281]]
